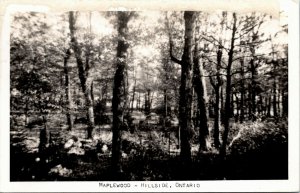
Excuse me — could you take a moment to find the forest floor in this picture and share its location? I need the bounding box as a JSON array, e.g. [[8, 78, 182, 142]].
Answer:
[[10, 114, 288, 181]]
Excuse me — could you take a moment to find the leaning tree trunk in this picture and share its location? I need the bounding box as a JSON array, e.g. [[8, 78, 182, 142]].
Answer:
[[69, 11, 95, 138], [63, 49, 73, 131], [111, 12, 131, 175]]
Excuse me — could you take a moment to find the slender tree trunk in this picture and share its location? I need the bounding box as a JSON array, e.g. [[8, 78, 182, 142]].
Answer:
[[69, 11, 94, 138], [146, 89, 151, 115], [137, 92, 140, 111], [258, 94, 263, 116], [231, 92, 234, 117], [131, 79, 136, 112], [235, 94, 239, 122], [111, 12, 131, 175], [282, 88, 288, 117], [63, 49, 73, 131], [220, 86, 224, 125], [214, 86, 221, 148], [277, 90, 281, 116], [240, 59, 245, 123], [248, 84, 252, 119], [91, 80, 95, 104], [220, 12, 237, 161], [24, 96, 29, 126], [250, 60, 257, 120], [37, 96, 48, 179], [266, 95, 271, 117], [273, 88, 277, 117], [164, 89, 168, 117]]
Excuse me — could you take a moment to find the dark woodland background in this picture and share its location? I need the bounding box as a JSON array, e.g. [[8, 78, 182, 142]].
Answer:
[[10, 11, 288, 181]]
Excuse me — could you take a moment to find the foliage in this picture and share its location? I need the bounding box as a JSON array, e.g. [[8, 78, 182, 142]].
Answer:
[[229, 120, 288, 155]]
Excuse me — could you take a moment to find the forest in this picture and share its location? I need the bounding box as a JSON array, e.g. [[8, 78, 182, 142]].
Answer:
[[10, 10, 288, 181]]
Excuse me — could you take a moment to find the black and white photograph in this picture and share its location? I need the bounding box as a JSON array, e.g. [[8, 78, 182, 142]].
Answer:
[[0, 0, 299, 192]]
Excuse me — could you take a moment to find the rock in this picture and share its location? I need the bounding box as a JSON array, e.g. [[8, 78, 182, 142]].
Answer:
[[64, 139, 75, 149], [68, 146, 85, 155], [101, 144, 108, 153], [122, 152, 128, 159], [130, 148, 137, 155], [49, 164, 72, 177], [74, 141, 82, 148], [24, 138, 39, 152]]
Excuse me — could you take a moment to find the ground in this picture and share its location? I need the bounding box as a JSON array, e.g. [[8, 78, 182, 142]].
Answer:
[[10, 112, 288, 181]]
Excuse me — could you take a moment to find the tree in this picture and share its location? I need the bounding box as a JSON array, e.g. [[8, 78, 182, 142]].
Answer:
[[69, 11, 95, 138], [220, 12, 237, 160], [193, 19, 210, 151], [63, 48, 74, 131], [169, 11, 197, 163], [111, 11, 134, 175]]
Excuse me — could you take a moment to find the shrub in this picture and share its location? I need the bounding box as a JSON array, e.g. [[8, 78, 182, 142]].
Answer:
[[228, 120, 288, 156]]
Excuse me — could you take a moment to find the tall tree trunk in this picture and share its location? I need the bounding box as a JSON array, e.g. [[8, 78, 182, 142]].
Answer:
[[220, 12, 237, 161], [131, 79, 136, 112], [111, 12, 131, 175], [164, 89, 168, 117], [213, 86, 221, 147], [220, 85, 225, 125], [91, 80, 94, 104], [24, 96, 29, 126], [240, 58, 245, 123], [69, 11, 94, 138], [250, 60, 257, 120], [248, 84, 252, 119], [211, 11, 226, 141], [168, 11, 197, 163], [282, 88, 288, 117], [37, 96, 48, 179], [273, 87, 277, 117], [178, 11, 197, 163], [137, 92, 140, 111], [63, 49, 73, 131], [146, 89, 151, 115], [258, 94, 263, 116], [193, 45, 209, 152], [267, 95, 271, 117], [234, 94, 239, 122], [231, 92, 234, 117]]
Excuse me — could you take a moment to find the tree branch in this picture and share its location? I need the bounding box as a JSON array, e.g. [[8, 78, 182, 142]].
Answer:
[[165, 13, 182, 66], [169, 42, 183, 65]]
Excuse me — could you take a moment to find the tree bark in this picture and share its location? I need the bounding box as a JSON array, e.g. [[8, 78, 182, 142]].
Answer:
[[282, 88, 288, 117], [131, 78, 136, 111], [69, 11, 95, 138], [178, 11, 197, 163], [63, 49, 73, 131], [240, 59, 245, 123], [164, 89, 168, 117], [193, 43, 210, 152], [91, 80, 95, 104], [220, 12, 237, 160], [111, 12, 132, 175], [267, 95, 271, 117]]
